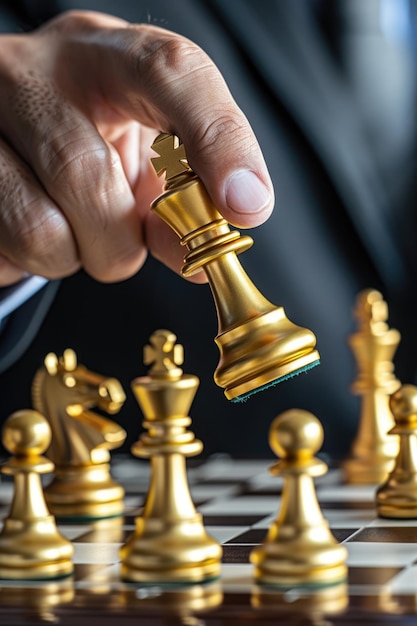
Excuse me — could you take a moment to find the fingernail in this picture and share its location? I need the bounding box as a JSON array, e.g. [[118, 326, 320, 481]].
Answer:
[[225, 170, 271, 214]]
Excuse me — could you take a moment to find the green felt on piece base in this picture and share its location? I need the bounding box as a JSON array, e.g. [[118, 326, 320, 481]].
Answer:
[[231, 360, 320, 403]]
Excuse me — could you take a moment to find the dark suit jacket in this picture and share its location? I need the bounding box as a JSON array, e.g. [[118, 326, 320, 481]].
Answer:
[[1, 0, 416, 459]]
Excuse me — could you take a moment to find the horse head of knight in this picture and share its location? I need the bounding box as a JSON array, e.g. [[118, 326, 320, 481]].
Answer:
[[32, 349, 127, 463], [41, 349, 126, 416]]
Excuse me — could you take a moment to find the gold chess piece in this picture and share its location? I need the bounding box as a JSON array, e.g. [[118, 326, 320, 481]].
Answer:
[[376, 384, 417, 518], [120, 329, 222, 583], [250, 409, 347, 587], [32, 349, 127, 521], [343, 289, 401, 484], [150, 133, 320, 401], [0, 410, 74, 579]]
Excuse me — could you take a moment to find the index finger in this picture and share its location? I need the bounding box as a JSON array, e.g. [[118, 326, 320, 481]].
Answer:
[[54, 13, 275, 228]]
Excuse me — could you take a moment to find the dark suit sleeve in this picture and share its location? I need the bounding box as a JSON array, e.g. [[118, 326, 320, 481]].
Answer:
[[0, 281, 60, 373]]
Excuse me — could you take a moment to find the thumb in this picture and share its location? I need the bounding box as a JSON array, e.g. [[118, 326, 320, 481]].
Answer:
[[60, 17, 275, 227]]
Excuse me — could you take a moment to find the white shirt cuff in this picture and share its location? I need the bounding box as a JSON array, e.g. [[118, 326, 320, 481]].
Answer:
[[0, 276, 48, 328]]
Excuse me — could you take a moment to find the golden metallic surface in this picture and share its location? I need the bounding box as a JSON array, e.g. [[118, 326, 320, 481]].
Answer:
[[120, 330, 222, 583], [250, 410, 347, 587], [150, 133, 191, 179], [43, 463, 125, 522], [269, 408, 324, 461], [377, 385, 417, 518], [0, 579, 74, 623], [150, 133, 320, 401], [252, 581, 348, 621], [343, 289, 401, 484], [32, 349, 127, 521], [71, 577, 221, 615], [0, 410, 74, 580], [86, 583, 224, 626], [120, 580, 223, 618]]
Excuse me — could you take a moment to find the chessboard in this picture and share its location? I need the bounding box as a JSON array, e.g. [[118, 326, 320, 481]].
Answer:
[[1, 455, 417, 625]]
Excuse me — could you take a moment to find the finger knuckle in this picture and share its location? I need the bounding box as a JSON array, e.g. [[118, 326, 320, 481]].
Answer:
[[0, 37, 28, 77], [135, 26, 210, 83], [41, 10, 102, 36], [42, 134, 114, 203], [0, 149, 74, 275], [12, 203, 73, 271], [42, 9, 128, 36], [0, 257, 26, 286], [193, 112, 254, 157], [85, 247, 147, 283]]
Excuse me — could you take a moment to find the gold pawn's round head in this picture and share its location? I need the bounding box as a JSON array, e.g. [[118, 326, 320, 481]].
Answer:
[[2, 410, 51, 457], [390, 385, 417, 424], [269, 409, 323, 460]]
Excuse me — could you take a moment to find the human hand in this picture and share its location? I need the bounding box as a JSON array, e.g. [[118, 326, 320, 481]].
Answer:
[[0, 10, 274, 287]]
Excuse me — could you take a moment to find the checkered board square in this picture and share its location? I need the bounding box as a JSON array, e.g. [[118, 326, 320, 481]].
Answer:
[[1, 456, 417, 624]]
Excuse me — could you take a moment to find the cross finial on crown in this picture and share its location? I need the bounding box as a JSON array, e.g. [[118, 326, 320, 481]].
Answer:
[[354, 289, 388, 334], [151, 133, 191, 181], [143, 329, 184, 378]]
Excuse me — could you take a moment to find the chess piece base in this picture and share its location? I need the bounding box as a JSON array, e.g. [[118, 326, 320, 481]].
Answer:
[[377, 504, 417, 519], [377, 479, 417, 518], [222, 346, 320, 402], [252, 563, 348, 588], [214, 306, 320, 401], [251, 539, 348, 588], [45, 463, 124, 522], [120, 513, 222, 583], [343, 456, 396, 485], [121, 560, 221, 585], [0, 517, 73, 580]]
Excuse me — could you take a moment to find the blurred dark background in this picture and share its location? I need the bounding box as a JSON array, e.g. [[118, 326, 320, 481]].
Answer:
[[1, 0, 417, 462]]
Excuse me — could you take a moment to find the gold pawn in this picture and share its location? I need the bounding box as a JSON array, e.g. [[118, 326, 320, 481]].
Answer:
[[150, 133, 320, 401], [377, 385, 417, 518], [0, 410, 74, 579], [250, 409, 347, 587], [343, 289, 401, 484], [120, 329, 222, 583]]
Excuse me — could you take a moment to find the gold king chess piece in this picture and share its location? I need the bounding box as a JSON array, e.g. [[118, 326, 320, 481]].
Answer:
[[0, 410, 73, 579], [377, 385, 417, 518], [250, 409, 347, 587], [120, 329, 222, 583], [343, 289, 401, 484], [31, 349, 127, 521], [150, 133, 320, 401]]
